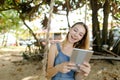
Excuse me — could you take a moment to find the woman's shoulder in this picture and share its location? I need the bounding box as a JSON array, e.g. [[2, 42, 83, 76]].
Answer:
[[49, 42, 60, 56], [50, 41, 62, 45], [49, 42, 62, 50], [49, 43, 56, 48]]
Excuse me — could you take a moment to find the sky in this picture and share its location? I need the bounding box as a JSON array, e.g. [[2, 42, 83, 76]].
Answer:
[[35, 7, 92, 33]]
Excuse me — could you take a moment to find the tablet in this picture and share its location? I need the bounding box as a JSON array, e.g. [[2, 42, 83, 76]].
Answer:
[[70, 48, 93, 71]]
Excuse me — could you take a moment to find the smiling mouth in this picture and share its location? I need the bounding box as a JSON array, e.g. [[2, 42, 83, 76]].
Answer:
[[71, 35, 77, 41]]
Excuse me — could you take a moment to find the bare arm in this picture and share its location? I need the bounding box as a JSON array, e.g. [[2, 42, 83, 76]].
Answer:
[[46, 44, 59, 79], [46, 43, 76, 79]]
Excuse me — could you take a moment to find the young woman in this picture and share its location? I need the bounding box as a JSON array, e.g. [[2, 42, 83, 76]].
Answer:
[[46, 22, 91, 80]]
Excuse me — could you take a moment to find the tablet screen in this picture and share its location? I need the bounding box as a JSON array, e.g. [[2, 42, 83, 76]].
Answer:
[[70, 48, 93, 71]]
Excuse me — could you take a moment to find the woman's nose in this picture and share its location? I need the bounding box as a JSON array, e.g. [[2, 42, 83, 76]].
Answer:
[[74, 33, 79, 37]]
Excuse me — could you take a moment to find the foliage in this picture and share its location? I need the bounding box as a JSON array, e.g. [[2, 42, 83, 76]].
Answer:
[[0, 0, 120, 54], [0, 10, 21, 32], [0, 0, 119, 25], [0, 9, 24, 46], [111, 0, 120, 22]]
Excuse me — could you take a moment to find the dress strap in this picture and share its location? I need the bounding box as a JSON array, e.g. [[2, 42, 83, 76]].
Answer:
[[56, 43, 61, 52]]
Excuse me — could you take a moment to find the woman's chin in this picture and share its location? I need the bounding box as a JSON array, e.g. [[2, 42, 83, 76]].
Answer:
[[69, 39, 76, 44]]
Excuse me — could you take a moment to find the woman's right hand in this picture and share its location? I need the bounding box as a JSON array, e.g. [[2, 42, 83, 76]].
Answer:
[[56, 62, 76, 73]]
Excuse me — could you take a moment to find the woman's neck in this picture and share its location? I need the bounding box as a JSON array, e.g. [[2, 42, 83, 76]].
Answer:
[[62, 40, 74, 48], [61, 40, 74, 56]]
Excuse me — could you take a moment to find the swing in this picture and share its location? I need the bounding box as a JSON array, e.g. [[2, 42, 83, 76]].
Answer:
[[42, 0, 55, 80]]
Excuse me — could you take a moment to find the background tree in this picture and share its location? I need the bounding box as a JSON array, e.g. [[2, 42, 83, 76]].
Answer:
[[90, 0, 102, 51], [0, 10, 23, 46], [89, 0, 120, 54], [0, 0, 120, 54]]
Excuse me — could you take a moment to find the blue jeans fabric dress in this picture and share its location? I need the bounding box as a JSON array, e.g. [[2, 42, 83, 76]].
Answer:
[[52, 43, 75, 80]]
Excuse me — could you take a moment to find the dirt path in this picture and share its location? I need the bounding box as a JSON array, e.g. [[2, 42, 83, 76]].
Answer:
[[86, 60, 120, 80], [0, 47, 120, 80], [0, 47, 44, 80]]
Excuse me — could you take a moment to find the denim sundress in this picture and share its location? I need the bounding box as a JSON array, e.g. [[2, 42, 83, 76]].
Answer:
[[52, 43, 75, 80]]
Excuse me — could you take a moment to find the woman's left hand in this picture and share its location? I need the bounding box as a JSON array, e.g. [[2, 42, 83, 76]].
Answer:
[[78, 62, 91, 76]]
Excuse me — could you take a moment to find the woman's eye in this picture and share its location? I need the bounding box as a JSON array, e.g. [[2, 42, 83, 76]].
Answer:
[[74, 29, 77, 32], [79, 34, 84, 37], [79, 34, 82, 37]]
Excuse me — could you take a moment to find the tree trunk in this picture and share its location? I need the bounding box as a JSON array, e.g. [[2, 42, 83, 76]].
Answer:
[[102, 0, 111, 45], [90, 0, 101, 51]]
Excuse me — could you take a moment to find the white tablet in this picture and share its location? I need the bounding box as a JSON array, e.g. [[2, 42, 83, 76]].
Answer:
[[70, 48, 93, 71]]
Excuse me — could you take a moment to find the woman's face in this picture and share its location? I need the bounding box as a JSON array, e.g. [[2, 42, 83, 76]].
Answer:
[[68, 24, 86, 44]]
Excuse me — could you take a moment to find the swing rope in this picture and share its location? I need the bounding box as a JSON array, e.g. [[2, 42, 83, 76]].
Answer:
[[84, 0, 87, 24], [42, 0, 55, 80]]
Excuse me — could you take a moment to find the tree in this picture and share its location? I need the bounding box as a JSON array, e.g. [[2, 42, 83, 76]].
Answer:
[[89, 0, 120, 53], [90, 0, 101, 51], [0, 10, 23, 46], [0, 0, 120, 54]]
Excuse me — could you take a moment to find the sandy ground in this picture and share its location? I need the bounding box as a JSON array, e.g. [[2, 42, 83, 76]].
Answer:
[[0, 47, 120, 80]]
